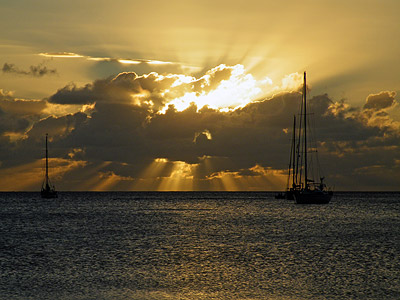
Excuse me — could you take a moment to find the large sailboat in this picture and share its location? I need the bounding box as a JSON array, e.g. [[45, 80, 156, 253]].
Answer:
[[287, 72, 332, 204], [41, 133, 58, 198]]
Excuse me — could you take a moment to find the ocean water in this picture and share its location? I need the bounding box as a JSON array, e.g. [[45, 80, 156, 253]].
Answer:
[[0, 192, 399, 300]]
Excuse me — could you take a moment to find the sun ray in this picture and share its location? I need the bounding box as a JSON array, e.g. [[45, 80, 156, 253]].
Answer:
[[157, 161, 197, 191], [72, 161, 112, 190], [0, 158, 86, 191]]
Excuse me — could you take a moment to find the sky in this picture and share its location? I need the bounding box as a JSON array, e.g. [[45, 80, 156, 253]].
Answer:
[[0, 0, 399, 191]]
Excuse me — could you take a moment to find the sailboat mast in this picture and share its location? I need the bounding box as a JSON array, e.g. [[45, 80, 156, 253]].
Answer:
[[303, 72, 308, 190], [292, 115, 296, 188], [286, 115, 296, 191], [296, 92, 303, 186], [45, 133, 49, 187]]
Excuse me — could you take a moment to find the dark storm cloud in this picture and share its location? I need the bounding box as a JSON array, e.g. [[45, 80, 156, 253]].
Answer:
[[49, 83, 95, 105], [0, 89, 47, 135], [0, 90, 53, 170], [48, 71, 181, 110], [26, 112, 88, 141], [2, 62, 57, 77], [0, 108, 30, 136], [47, 80, 398, 187], [0, 67, 399, 190]]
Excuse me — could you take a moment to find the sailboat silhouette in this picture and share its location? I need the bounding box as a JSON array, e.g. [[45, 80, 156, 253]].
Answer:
[[293, 72, 332, 204], [41, 134, 58, 198], [277, 72, 333, 203]]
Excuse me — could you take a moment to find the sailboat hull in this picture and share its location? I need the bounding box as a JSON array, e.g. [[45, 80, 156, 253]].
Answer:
[[41, 189, 58, 198], [286, 190, 295, 200], [294, 190, 332, 204]]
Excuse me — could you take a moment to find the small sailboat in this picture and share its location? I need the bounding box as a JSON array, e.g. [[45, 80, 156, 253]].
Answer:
[[279, 72, 332, 204], [41, 133, 58, 198]]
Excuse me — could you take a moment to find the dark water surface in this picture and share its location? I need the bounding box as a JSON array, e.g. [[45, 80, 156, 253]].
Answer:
[[1, 192, 399, 299]]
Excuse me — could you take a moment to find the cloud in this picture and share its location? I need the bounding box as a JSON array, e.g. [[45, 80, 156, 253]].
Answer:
[[354, 91, 399, 130], [2, 62, 57, 77], [39, 52, 84, 58], [39, 52, 171, 65], [39, 51, 201, 77], [0, 65, 399, 191], [363, 91, 396, 110], [0, 89, 48, 139], [49, 64, 272, 113], [27, 112, 88, 141], [49, 83, 95, 105]]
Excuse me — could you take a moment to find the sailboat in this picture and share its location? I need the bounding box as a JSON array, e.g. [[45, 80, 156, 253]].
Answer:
[[275, 72, 333, 204], [284, 72, 332, 204], [41, 133, 58, 198]]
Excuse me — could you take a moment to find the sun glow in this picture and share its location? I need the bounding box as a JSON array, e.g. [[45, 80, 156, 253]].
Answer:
[[39, 52, 84, 58], [160, 64, 272, 113], [117, 59, 142, 65]]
